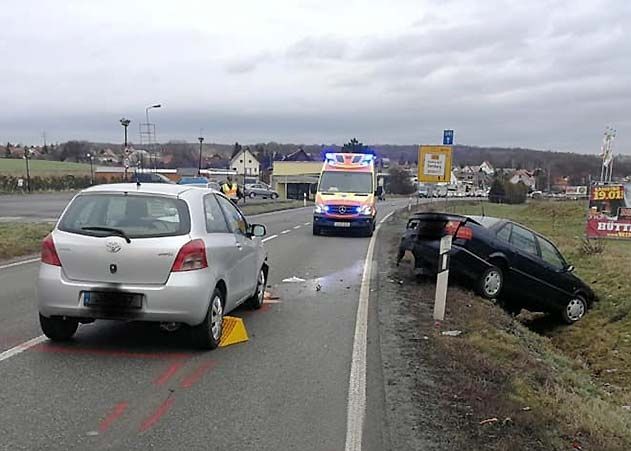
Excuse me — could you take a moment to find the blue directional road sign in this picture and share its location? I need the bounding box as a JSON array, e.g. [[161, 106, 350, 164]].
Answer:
[[443, 130, 454, 145]]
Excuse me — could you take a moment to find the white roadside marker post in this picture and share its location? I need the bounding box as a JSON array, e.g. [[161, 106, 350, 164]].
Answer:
[[304, 192, 307, 207], [433, 234, 452, 321]]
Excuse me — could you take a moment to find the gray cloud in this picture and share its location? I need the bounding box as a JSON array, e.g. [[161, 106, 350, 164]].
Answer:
[[1, 0, 630, 154]]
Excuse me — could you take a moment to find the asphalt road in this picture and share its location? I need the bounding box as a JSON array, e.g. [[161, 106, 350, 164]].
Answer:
[[0, 198, 413, 450]]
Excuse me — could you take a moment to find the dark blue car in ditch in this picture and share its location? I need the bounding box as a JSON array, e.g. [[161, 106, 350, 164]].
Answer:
[[397, 212, 596, 324]]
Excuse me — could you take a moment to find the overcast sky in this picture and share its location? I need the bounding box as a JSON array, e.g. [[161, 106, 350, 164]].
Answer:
[[1, 0, 630, 153]]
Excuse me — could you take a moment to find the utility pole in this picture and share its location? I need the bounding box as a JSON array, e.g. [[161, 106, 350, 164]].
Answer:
[[87, 153, 94, 185], [243, 146, 248, 204], [24, 148, 31, 193], [198, 136, 204, 176]]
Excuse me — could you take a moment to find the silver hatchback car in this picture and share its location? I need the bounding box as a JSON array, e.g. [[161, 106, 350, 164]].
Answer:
[[38, 183, 268, 349]]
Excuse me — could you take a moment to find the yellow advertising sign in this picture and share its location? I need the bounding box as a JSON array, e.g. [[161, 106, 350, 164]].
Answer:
[[417, 145, 452, 183]]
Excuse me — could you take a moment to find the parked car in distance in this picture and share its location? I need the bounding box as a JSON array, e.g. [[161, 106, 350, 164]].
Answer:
[[417, 186, 430, 198], [398, 212, 596, 324], [245, 182, 279, 199], [38, 183, 269, 349], [132, 172, 174, 184]]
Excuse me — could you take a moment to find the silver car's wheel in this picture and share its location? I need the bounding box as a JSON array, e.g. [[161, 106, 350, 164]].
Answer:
[[210, 294, 223, 341], [246, 267, 267, 310], [249, 192, 256, 198], [191, 287, 225, 350], [479, 266, 503, 299], [561, 296, 586, 324]]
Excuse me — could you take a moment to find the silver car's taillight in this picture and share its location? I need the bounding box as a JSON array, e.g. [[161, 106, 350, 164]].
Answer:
[[171, 239, 208, 272]]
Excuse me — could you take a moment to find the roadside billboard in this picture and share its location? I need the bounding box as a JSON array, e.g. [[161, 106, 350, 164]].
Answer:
[[566, 185, 588, 198], [417, 145, 452, 183], [585, 183, 631, 239]]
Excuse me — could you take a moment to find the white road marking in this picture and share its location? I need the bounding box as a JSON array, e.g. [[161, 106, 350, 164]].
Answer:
[[304, 222, 311, 226], [293, 225, 301, 229], [0, 258, 40, 271], [281, 230, 290, 234], [262, 234, 278, 243], [0, 335, 47, 363], [345, 211, 393, 451]]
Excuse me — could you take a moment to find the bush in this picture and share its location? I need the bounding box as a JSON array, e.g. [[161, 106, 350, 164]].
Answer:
[[489, 177, 527, 204], [388, 164, 416, 195], [0, 174, 101, 193]]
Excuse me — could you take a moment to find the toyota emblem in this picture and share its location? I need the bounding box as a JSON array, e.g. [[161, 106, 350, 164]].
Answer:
[[338, 206, 347, 214], [106, 241, 122, 253]]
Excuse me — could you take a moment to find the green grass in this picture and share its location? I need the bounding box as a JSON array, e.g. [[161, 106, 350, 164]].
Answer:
[[0, 159, 91, 176], [0, 223, 53, 260]]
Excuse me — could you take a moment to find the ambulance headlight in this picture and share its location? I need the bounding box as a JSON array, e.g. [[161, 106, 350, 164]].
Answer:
[[358, 205, 372, 215], [315, 203, 327, 214]]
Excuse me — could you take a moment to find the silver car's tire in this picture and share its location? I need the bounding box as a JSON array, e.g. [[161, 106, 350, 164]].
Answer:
[[245, 267, 267, 310], [561, 295, 587, 324], [478, 266, 503, 299], [191, 288, 224, 350], [39, 314, 78, 341], [271, 193, 278, 200], [249, 192, 256, 198]]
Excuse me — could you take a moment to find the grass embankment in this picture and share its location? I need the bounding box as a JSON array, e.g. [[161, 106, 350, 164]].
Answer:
[[434, 201, 631, 449], [0, 159, 91, 176], [0, 223, 52, 260]]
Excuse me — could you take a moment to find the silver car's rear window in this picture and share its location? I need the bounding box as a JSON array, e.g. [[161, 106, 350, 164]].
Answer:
[[59, 194, 191, 238]]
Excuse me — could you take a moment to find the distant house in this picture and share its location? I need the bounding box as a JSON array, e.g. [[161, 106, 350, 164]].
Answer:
[[282, 148, 313, 162], [97, 148, 120, 164], [230, 148, 260, 177], [509, 169, 536, 189], [479, 161, 494, 175]]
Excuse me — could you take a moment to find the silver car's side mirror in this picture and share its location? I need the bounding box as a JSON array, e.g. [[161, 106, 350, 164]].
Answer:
[[251, 224, 266, 238]]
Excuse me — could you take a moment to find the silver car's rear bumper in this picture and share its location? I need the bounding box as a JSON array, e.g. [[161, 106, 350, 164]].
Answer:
[[37, 264, 213, 326]]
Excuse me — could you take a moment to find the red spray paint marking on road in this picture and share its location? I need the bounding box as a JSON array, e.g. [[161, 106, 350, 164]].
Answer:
[[179, 360, 216, 389], [139, 397, 175, 433], [99, 402, 128, 433], [153, 360, 186, 386], [34, 344, 192, 360]]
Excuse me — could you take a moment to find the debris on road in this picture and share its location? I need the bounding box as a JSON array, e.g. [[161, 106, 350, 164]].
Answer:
[[441, 330, 463, 337], [282, 276, 306, 283], [479, 418, 498, 426], [521, 406, 531, 412]]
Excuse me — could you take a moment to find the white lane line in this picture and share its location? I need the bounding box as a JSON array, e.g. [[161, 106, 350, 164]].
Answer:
[[281, 230, 290, 234], [262, 234, 278, 243], [293, 225, 301, 229], [304, 222, 311, 226], [0, 335, 47, 363], [0, 257, 40, 271], [345, 211, 393, 451]]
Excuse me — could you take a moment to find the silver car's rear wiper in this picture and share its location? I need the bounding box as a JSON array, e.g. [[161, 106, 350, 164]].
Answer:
[[81, 226, 132, 243]]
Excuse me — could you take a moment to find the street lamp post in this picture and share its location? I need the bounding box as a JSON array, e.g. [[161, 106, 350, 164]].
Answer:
[[145, 104, 161, 146], [120, 118, 131, 148], [24, 148, 31, 193], [198, 136, 204, 176], [87, 153, 94, 185]]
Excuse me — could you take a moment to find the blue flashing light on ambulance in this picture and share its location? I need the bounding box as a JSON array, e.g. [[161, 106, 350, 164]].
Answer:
[[312, 152, 377, 237]]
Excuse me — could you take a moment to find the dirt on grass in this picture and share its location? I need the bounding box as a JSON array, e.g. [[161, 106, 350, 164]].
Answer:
[[376, 207, 631, 451]]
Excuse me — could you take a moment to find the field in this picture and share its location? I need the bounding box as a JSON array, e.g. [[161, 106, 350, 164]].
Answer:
[[436, 200, 631, 449], [0, 159, 91, 176], [0, 223, 54, 260]]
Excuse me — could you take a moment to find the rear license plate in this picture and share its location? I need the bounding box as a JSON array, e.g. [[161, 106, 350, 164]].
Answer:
[[83, 291, 142, 309]]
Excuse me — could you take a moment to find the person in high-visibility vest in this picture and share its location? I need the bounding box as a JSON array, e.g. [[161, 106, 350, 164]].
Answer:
[[222, 176, 240, 204]]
